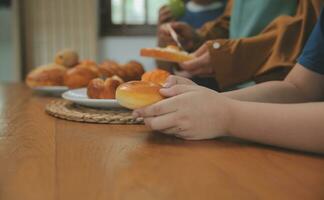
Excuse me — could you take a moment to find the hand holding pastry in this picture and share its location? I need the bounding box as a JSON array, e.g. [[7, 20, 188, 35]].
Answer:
[[179, 43, 213, 77], [133, 83, 232, 140], [157, 22, 202, 51]]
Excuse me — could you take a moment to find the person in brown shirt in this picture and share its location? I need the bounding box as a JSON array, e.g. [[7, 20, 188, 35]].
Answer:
[[157, 0, 321, 90]]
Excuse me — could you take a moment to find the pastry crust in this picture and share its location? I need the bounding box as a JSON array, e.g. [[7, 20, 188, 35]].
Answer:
[[141, 69, 170, 85], [64, 60, 101, 89], [99, 60, 144, 81], [116, 81, 164, 109], [140, 46, 194, 63], [87, 76, 124, 99], [26, 63, 67, 88]]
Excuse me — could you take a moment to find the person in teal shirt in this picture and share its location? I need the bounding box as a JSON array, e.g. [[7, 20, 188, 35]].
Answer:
[[134, 8, 324, 154], [157, 0, 300, 90]]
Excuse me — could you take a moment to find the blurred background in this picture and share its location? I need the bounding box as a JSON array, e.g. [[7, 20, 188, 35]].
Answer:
[[0, 0, 168, 82]]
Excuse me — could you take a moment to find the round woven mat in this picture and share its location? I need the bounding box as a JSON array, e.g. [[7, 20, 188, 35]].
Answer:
[[45, 100, 143, 124]]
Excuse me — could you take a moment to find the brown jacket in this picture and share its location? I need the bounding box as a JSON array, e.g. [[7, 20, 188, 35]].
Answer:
[[198, 0, 321, 89]]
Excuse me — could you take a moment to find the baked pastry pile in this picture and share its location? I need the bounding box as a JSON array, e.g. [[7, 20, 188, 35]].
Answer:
[[25, 49, 145, 93], [26, 48, 173, 109]]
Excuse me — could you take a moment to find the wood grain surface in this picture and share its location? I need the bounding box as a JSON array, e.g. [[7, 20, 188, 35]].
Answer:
[[0, 84, 324, 200]]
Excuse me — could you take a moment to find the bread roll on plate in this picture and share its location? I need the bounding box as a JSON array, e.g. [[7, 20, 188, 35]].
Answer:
[[140, 45, 194, 63], [116, 81, 164, 109], [87, 76, 124, 99], [26, 63, 67, 88], [64, 60, 101, 89]]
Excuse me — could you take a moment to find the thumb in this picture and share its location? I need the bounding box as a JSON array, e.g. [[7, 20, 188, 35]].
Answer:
[[163, 75, 196, 88], [160, 84, 196, 97]]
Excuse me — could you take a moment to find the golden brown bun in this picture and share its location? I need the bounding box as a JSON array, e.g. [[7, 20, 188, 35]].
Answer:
[[141, 69, 170, 85], [64, 60, 100, 89], [99, 60, 145, 81], [116, 81, 164, 110], [25, 63, 67, 88], [54, 49, 79, 68], [87, 76, 124, 99], [140, 45, 194, 63]]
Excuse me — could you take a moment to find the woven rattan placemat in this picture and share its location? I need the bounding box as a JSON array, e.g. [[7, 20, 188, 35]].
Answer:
[[45, 100, 143, 124]]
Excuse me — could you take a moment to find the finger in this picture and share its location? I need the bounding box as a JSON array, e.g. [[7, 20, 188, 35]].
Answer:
[[133, 97, 179, 118], [180, 53, 209, 71], [143, 112, 178, 131], [163, 75, 196, 88], [161, 126, 187, 135], [160, 7, 172, 16], [193, 43, 209, 57], [159, 5, 170, 14], [159, 14, 174, 24], [171, 22, 189, 33], [159, 84, 197, 97]]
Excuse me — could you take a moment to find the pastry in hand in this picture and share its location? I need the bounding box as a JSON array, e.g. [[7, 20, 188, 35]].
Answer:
[[116, 81, 164, 109], [140, 45, 194, 63], [99, 60, 145, 81], [141, 69, 170, 85], [87, 76, 124, 99], [64, 60, 101, 89], [54, 49, 79, 68], [25, 63, 67, 88]]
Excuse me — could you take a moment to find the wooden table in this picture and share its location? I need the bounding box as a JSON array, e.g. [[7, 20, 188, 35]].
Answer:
[[0, 83, 324, 200]]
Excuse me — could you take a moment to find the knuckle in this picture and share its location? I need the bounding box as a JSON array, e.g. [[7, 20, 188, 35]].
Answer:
[[152, 105, 162, 115]]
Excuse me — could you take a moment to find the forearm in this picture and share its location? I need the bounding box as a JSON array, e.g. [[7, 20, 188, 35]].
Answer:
[[228, 101, 324, 153], [224, 81, 307, 103]]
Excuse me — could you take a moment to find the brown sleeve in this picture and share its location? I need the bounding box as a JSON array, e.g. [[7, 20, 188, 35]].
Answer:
[[197, 0, 233, 41], [206, 0, 320, 90]]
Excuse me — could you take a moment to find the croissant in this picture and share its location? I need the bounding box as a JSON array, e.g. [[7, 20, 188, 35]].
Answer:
[[87, 76, 124, 99], [141, 69, 170, 85], [26, 63, 67, 88], [99, 60, 144, 82], [64, 60, 101, 89]]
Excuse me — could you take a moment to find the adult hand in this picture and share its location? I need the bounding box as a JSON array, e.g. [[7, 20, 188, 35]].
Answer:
[[179, 42, 214, 77], [133, 84, 234, 140], [157, 22, 201, 51], [158, 5, 174, 25]]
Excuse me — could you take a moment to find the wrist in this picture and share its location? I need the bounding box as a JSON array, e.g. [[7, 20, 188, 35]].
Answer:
[[224, 98, 241, 137]]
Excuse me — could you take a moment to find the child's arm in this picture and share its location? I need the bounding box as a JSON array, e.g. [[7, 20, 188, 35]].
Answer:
[[224, 64, 324, 103], [229, 100, 324, 153]]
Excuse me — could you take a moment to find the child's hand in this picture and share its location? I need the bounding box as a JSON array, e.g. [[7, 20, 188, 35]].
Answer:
[[180, 42, 213, 77], [133, 84, 233, 140]]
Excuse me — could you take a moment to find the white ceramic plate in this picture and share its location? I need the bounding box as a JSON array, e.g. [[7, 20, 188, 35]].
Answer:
[[33, 86, 69, 96], [62, 88, 122, 109]]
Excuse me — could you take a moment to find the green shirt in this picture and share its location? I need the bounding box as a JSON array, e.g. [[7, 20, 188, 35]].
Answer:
[[230, 0, 297, 39]]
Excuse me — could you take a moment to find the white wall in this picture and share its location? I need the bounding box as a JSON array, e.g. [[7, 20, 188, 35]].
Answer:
[[99, 36, 157, 71]]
